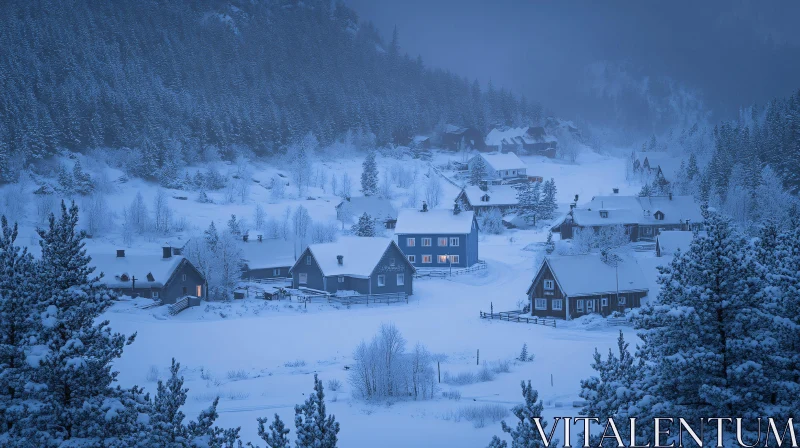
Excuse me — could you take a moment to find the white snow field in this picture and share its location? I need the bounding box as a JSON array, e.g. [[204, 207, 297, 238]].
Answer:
[[5, 146, 665, 446]]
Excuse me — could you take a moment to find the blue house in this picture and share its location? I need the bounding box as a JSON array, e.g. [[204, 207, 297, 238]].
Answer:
[[289, 237, 415, 296], [394, 203, 479, 268]]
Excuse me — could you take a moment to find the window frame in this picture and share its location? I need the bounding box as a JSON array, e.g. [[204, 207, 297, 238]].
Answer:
[[421, 238, 432, 247], [437, 255, 448, 264], [397, 273, 404, 286], [450, 255, 460, 264], [407, 255, 416, 263], [438, 237, 448, 247], [407, 237, 416, 247], [338, 276, 344, 283], [576, 299, 584, 311], [182, 274, 187, 282], [422, 255, 432, 264], [543, 279, 554, 291], [601, 297, 609, 307], [534, 298, 547, 310], [450, 237, 459, 246], [377, 274, 386, 287], [600, 210, 608, 218], [152, 291, 159, 298], [298, 273, 308, 285], [618, 296, 626, 305], [306, 255, 312, 265], [552, 299, 563, 311], [273, 268, 281, 276]]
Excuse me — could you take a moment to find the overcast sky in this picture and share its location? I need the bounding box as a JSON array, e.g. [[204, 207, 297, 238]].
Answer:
[[346, 0, 800, 126]]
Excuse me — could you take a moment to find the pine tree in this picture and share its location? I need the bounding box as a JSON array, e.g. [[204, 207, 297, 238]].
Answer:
[[255, 414, 291, 448], [0, 217, 37, 435], [57, 164, 74, 194], [149, 358, 189, 445], [352, 213, 376, 237], [72, 160, 94, 195], [205, 221, 220, 251], [686, 153, 699, 180], [469, 156, 488, 186], [186, 397, 242, 447], [517, 343, 531, 362], [489, 381, 553, 448], [539, 178, 558, 220], [637, 183, 653, 197], [650, 169, 670, 195], [361, 150, 379, 196], [228, 214, 241, 235], [18, 201, 149, 445], [545, 230, 555, 254], [516, 181, 541, 224], [294, 374, 339, 448]]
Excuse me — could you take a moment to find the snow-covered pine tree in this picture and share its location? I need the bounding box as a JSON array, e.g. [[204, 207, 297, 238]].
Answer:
[[186, 397, 242, 447], [72, 160, 94, 195], [57, 164, 74, 195], [352, 213, 376, 237], [771, 225, 800, 416], [539, 178, 557, 220], [0, 217, 37, 436], [578, 331, 643, 446], [254, 414, 291, 448], [294, 374, 339, 448], [488, 381, 553, 448], [228, 214, 241, 235], [545, 230, 555, 254], [469, 156, 487, 187], [516, 181, 541, 224], [19, 201, 149, 445], [633, 208, 778, 441], [361, 150, 378, 196], [637, 183, 653, 197], [517, 343, 530, 362], [650, 169, 670, 195]]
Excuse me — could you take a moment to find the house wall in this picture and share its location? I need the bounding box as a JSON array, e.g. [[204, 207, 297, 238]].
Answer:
[[322, 275, 370, 295], [370, 243, 414, 296], [109, 286, 162, 300], [161, 259, 206, 304], [397, 232, 470, 268], [243, 265, 291, 280], [528, 262, 647, 319], [291, 250, 326, 291]]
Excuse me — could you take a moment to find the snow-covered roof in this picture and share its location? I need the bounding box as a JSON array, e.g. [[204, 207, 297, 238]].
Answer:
[[656, 231, 703, 255], [571, 195, 703, 226], [240, 238, 296, 270], [412, 135, 430, 143], [476, 152, 526, 171], [460, 185, 519, 207], [394, 209, 476, 235], [304, 237, 397, 278], [485, 126, 557, 147], [445, 124, 467, 134], [89, 253, 185, 289], [336, 196, 398, 223], [538, 254, 649, 297]]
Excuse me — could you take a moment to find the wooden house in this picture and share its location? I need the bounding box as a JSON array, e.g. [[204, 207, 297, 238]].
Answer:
[[441, 124, 485, 151], [289, 237, 415, 296], [394, 203, 479, 268], [239, 237, 295, 280], [484, 126, 557, 157], [90, 247, 205, 304], [336, 196, 398, 229], [468, 152, 527, 183], [527, 254, 648, 320], [455, 185, 519, 215]]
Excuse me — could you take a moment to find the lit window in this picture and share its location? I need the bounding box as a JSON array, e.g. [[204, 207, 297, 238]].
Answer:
[[422, 255, 432, 264], [397, 273, 404, 286], [576, 299, 584, 311], [544, 280, 554, 290], [552, 299, 563, 311], [408, 255, 416, 263], [377, 275, 386, 287], [196, 285, 202, 297], [534, 299, 547, 310], [407, 237, 416, 247], [438, 255, 448, 263], [338, 276, 344, 283], [306, 255, 311, 265], [422, 238, 432, 247], [299, 273, 307, 284], [450, 255, 459, 264], [438, 237, 448, 246], [618, 296, 626, 305], [450, 237, 459, 246], [601, 297, 608, 307]]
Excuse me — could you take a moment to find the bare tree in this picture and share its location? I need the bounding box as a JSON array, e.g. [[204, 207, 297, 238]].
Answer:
[[153, 189, 173, 235], [292, 205, 312, 255], [253, 204, 266, 230], [270, 176, 286, 202], [340, 172, 352, 198], [424, 171, 443, 208], [128, 191, 149, 234], [82, 192, 114, 237]]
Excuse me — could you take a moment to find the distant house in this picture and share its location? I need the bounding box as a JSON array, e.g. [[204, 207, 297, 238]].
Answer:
[[90, 247, 205, 305], [655, 230, 702, 257], [468, 152, 527, 183], [455, 185, 519, 214], [411, 135, 431, 150], [441, 124, 485, 151], [527, 254, 649, 320], [239, 237, 295, 280], [484, 126, 557, 157], [336, 196, 398, 229], [289, 237, 414, 296], [558, 193, 704, 241], [394, 203, 479, 268]]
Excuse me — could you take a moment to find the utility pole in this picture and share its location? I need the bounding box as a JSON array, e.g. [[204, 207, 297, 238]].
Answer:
[[615, 260, 619, 308]]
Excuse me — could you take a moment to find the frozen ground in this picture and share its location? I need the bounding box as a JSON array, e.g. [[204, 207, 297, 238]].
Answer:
[[4, 146, 669, 445]]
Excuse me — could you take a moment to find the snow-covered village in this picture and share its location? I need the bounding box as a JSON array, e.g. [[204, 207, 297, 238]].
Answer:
[[2, 1, 800, 447]]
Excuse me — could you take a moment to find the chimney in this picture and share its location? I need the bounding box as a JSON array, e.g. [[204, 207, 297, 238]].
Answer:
[[421, 201, 428, 212], [612, 188, 619, 194], [243, 234, 249, 243], [453, 202, 461, 215], [116, 249, 125, 258], [668, 192, 673, 201], [574, 194, 579, 203], [162, 247, 172, 259], [337, 255, 344, 265]]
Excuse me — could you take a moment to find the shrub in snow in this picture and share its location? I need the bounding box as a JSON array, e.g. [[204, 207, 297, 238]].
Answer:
[[456, 404, 509, 428], [327, 379, 342, 392], [442, 389, 462, 401], [284, 359, 306, 368], [226, 369, 249, 381], [517, 344, 534, 362], [477, 363, 496, 382], [311, 221, 338, 244], [424, 171, 443, 208], [442, 371, 476, 386], [349, 324, 438, 401], [479, 208, 504, 235], [197, 190, 213, 203]]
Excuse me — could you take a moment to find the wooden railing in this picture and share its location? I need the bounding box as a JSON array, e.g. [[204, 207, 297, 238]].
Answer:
[[250, 277, 291, 285], [479, 310, 557, 328], [414, 260, 487, 279], [168, 297, 190, 316], [328, 292, 408, 306]]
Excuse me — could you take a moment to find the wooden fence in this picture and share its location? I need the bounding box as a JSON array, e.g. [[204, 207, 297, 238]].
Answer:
[[251, 277, 291, 285], [328, 292, 408, 306], [479, 310, 557, 328], [607, 317, 630, 326], [168, 297, 190, 316], [415, 260, 487, 279]]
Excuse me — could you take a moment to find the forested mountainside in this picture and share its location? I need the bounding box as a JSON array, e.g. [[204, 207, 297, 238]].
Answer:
[[0, 0, 541, 182]]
